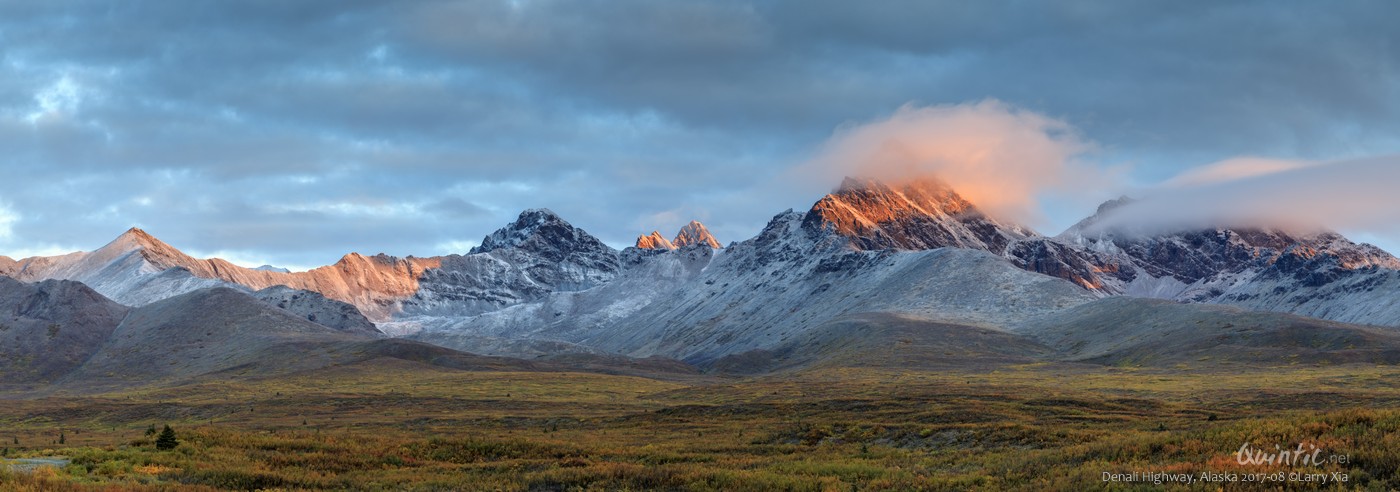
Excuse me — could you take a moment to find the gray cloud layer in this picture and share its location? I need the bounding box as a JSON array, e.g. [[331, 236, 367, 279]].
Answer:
[[2, 1, 1399, 267]]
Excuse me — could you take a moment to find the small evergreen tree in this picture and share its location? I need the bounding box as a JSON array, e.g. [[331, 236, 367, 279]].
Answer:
[[155, 425, 179, 450], [145, 424, 157, 437], [59, 431, 65, 445]]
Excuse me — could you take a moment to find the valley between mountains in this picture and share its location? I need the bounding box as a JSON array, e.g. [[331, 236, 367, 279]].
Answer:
[[5, 177, 1400, 490]]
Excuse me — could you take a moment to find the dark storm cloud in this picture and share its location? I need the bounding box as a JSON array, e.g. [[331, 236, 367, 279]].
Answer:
[[2, 0, 1399, 267]]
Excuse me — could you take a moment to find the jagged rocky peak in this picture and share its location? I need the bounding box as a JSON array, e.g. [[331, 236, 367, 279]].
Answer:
[[802, 176, 1035, 254], [636, 231, 676, 250], [833, 176, 972, 213], [673, 221, 722, 249], [469, 208, 617, 262], [634, 221, 723, 250]]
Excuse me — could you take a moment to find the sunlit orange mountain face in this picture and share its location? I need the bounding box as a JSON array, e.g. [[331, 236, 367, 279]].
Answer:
[[634, 221, 721, 250]]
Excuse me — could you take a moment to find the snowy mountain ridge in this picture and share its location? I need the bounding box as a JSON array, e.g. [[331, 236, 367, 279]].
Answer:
[[4, 176, 1400, 362]]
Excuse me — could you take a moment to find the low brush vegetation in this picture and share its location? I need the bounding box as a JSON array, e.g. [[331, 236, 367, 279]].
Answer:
[[5, 362, 1400, 490]]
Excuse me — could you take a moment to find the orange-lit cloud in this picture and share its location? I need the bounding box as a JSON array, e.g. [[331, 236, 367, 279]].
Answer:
[[1163, 156, 1314, 187], [798, 100, 1114, 225]]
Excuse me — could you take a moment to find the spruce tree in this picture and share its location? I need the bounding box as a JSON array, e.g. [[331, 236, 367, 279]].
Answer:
[[155, 425, 179, 450]]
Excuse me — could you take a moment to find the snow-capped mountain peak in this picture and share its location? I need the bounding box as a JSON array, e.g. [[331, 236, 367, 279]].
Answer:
[[93, 227, 196, 268], [470, 209, 616, 261], [636, 231, 676, 250], [801, 176, 1035, 254], [673, 221, 722, 249]]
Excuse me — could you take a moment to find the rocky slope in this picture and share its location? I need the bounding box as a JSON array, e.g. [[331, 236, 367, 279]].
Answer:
[[63, 287, 368, 388], [253, 286, 383, 337], [0, 280, 389, 390], [0, 277, 130, 387], [407, 244, 716, 355]]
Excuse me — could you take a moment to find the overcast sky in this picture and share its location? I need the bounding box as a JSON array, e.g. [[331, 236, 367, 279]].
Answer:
[[2, 1, 1399, 269]]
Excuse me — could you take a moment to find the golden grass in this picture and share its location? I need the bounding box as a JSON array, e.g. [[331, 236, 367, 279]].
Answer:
[[4, 359, 1400, 490]]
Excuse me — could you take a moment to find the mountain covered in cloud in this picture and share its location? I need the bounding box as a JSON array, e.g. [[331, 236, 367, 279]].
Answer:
[[1048, 198, 1400, 326], [4, 176, 1400, 366]]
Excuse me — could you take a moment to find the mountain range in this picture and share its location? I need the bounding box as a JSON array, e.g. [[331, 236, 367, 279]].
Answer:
[[4, 175, 1400, 387]]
